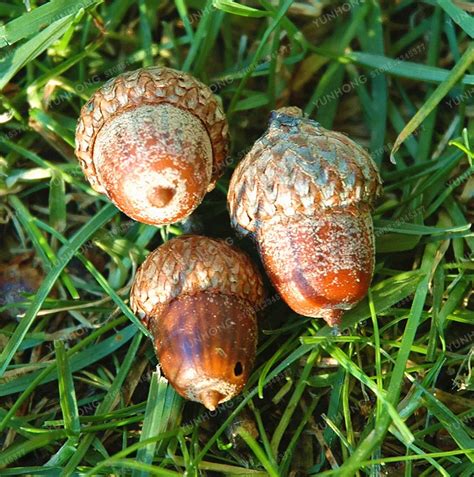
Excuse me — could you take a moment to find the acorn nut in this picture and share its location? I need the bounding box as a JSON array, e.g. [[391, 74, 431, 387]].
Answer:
[[0, 254, 43, 319], [75, 67, 229, 225], [228, 107, 382, 327], [130, 235, 264, 410]]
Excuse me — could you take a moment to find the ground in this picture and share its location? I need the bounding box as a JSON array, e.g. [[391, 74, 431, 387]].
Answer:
[[0, 1, 473, 476]]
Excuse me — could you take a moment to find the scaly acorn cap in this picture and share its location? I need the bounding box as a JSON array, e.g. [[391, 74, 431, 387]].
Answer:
[[228, 107, 382, 236], [130, 235, 265, 324]]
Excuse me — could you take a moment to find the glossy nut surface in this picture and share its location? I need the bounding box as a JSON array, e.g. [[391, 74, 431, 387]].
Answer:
[[154, 291, 257, 411], [228, 107, 382, 326], [75, 67, 229, 225]]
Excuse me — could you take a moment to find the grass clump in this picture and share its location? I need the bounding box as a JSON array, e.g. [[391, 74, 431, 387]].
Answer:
[[0, 0, 473, 475]]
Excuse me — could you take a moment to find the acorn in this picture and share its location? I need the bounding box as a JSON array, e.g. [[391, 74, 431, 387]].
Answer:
[[130, 235, 264, 410], [0, 254, 42, 319], [75, 67, 229, 225], [225, 408, 259, 450], [228, 107, 382, 326]]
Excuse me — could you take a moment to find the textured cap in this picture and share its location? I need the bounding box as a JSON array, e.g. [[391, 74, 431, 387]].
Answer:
[[130, 235, 265, 321], [75, 66, 229, 194], [228, 107, 382, 236]]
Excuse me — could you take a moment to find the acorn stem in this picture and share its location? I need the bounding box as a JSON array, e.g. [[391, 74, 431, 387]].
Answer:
[[320, 309, 344, 327]]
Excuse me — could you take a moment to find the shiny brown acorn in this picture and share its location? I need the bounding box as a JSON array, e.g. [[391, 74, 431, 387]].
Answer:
[[75, 67, 229, 226], [228, 107, 382, 327], [130, 235, 264, 410]]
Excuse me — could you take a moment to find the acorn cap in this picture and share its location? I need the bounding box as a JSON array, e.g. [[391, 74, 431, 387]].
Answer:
[[228, 107, 383, 236], [75, 66, 229, 195], [130, 235, 265, 322]]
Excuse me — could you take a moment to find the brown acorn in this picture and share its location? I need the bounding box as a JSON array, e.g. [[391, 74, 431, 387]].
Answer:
[[0, 254, 42, 319], [228, 107, 382, 326], [225, 408, 259, 450], [75, 67, 229, 226], [130, 235, 264, 410]]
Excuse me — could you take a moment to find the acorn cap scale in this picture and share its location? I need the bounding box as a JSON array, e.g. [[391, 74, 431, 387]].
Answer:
[[131, 235, 264, 321]]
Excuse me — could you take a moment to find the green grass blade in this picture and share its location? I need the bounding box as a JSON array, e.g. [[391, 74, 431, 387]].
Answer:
[[336, 237, 443, 475], [54, 340, 81, 438], [438, 0, 474, 38], [0, 15, 72, 91], [345, 51, 474, 86], [0, 204, 118, 377], [238, 428, 280, 477], [270, 349, 319, 455], [227, 0, 294, 114], [391, 44, 474, 159], [421, 389, 474, 460], [9, 196, 79, 299], [134, 374, 183, 476], [321, 343, 414, 444], [0, 0, 99, 47], [367, 0, 388, 163], [0, 322, 135, 398], [213, 0, 270, 18], [49, 172, 67, 233], [61, 332, 143, 475], [0, 431, 67, 468]]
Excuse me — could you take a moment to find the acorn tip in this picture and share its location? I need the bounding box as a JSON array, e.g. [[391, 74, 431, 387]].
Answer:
[[199, 390, 226, 411], [149, 186, 176, 208], [320, 309, 343, 327]]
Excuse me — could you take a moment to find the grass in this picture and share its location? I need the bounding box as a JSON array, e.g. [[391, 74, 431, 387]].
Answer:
[[0, 0, 473, 475]]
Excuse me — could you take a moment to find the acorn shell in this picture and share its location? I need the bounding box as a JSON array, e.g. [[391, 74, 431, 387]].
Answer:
[[228, 107, 382, 236], [256, 209, 375, 326], [130, 235, 265, 409], [154, 291, 258, 410]]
